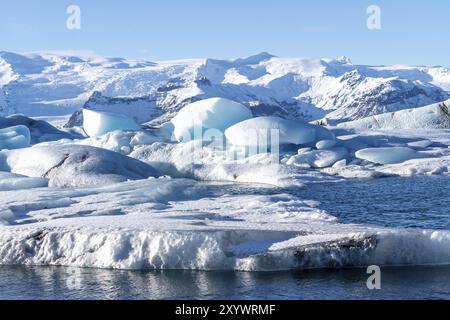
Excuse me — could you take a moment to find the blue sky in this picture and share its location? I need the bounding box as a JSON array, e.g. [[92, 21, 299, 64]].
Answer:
[[0, 0, 449, 66]]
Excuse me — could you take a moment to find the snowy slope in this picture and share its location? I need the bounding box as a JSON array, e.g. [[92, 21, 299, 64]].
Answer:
[[338, 99, 450, 129], [0, 51, 449, 125]]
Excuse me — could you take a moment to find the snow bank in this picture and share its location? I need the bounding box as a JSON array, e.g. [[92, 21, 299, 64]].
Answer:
[[225, 116, 334, 147], [356, 147, 420, 165], [338, 99, 450, 129], [0, 125, 30, 150], [171, 98, 252, 142], [1, 144, 159, 187], [83, 109, 140, 137]]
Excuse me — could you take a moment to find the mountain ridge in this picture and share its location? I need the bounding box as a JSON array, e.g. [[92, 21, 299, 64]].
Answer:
[[0, 51, 449, 126]]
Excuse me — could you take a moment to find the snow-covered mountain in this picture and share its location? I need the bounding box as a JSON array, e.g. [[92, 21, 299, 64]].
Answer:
[[1, 51, 449, 126]]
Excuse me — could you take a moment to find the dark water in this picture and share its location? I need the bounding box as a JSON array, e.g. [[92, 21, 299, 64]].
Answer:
[[292, 176, 450, 230], [1, 265, 450, 300], [2, 176, 450, 300]]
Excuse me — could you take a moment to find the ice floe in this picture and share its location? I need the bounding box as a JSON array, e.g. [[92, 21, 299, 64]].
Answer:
[[356, 147, 421, 165], [1, 178, 450, 270]]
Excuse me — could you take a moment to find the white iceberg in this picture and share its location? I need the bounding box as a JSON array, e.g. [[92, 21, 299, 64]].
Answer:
[[0, 125, 30, 150], [171, 98, 253, 142], [355, 147, 419, 165], [316, 139, 337, 150], [0, 115, 76, 143], [1, 144, 159, 187], [83, 109, 140, 137], [338, 99, 450, 130], [287, 147, 348, 168], [78, 130, 161, 155], [225, 116, 333, 147]]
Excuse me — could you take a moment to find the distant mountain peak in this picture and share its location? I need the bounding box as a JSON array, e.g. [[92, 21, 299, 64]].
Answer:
[[336, 56, 352, 65], [232, 52, 276, 65]]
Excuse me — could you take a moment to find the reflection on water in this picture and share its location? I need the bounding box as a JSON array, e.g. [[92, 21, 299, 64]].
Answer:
[[1, 265, 450, 300]]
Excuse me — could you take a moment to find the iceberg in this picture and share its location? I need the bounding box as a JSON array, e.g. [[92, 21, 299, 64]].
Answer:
[[287, 147, 348, 168], [316, 139, 337, 150], [355, 147, 419, 165], [171, 98, 253, 142], [0, 125, 30, 150], [338, 99, 450, 130], [225, 116, 332, 147], [83, 109, 140, 137], [1, 144, 159, 187], [0, 115, 76, 143]]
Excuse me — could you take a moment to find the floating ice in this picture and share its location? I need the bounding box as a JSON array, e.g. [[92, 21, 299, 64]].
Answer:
[[0, 125, 30, 150], [316, 139, 337, 150], [1, 144, 159, 187], [355, 147, 419, 165], [1, 178, 450, 270], [225, 116, 332, 147], [78, 130, 161, 155], [83, 109, 140, 137], [407, 140, 433, 149], [338, 99, 450, 130], [287, 147, 348, 168], [171, 98, 253, 142], [332, 159, 347, 168], [0, 115, 76, 143]]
